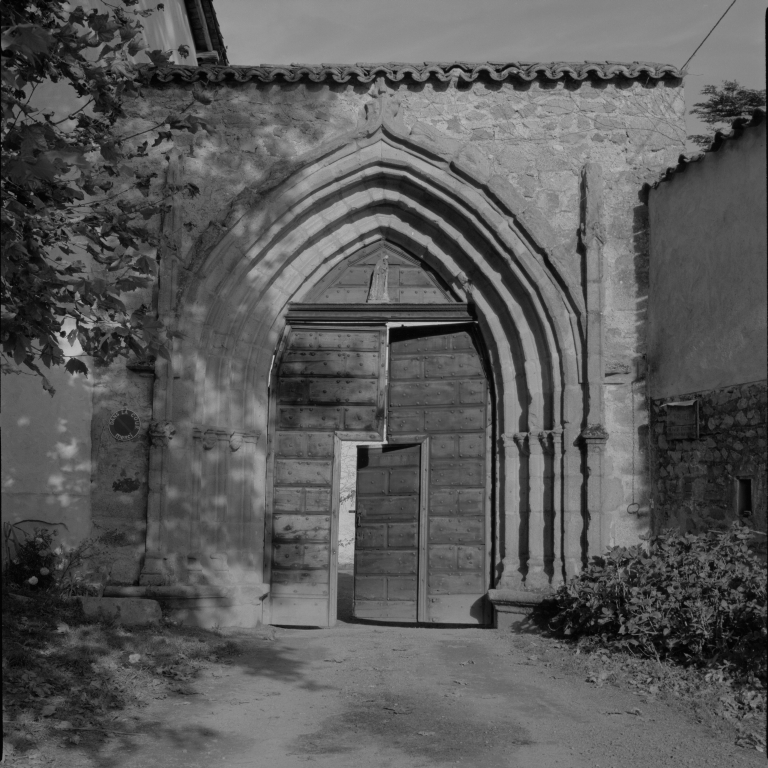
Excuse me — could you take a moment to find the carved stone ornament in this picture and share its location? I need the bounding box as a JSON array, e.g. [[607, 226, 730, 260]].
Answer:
[[202, 429, 218, 450], [455, 271, 473, 299], [512, 432, 530, 455], [148, 421, 176, 448], [580, 424, 609, 443], [229, 432, 244, 452], [367, 253, 390, 303]]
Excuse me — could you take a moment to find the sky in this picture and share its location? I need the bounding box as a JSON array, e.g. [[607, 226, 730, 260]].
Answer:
[[215, 0, 766, 136]]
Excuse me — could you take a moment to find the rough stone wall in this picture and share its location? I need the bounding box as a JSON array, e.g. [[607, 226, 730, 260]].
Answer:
[[77, 73, 686, 587], [651, 381, 767, 535], [89, 364, 154, 584]]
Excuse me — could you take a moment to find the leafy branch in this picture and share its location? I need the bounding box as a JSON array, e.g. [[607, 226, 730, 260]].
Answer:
[[1, 0, 212, 393]]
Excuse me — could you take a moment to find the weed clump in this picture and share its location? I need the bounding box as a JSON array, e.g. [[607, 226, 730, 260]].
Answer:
[[548, 523, 767, 679]]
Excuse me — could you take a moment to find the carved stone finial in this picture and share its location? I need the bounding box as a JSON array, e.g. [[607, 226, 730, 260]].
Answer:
[[202, 429, 217, 450], [148, 421, 175, 448], [370, 76, 387, 99], [360, 77, 406, 135]]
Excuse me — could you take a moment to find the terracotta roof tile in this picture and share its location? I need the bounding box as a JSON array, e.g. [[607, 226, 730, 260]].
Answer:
[[146, 60, 682, 85]]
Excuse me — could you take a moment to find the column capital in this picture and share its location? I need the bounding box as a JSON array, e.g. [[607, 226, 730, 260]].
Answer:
[[580, 424, 608, 448], [512, 432, 530, 456], [502, 433, 520, 455], [148, 420, 175, 448], [528, 431, 545, 456]]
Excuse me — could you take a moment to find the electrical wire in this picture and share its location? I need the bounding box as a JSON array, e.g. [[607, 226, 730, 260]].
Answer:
[[681, 0, 739, 72]]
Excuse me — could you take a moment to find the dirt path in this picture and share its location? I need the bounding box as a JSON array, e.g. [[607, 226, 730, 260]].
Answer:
[[65, 602, 760, 768]]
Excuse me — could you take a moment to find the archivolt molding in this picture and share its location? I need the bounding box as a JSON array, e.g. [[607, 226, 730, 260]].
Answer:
[[168, 91, 587, 446], [179, 88, 584, 322]]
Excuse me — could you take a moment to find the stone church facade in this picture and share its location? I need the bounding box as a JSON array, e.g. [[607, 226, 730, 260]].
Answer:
[[81, 61, 686, 626], [3, 61, 697, 627]]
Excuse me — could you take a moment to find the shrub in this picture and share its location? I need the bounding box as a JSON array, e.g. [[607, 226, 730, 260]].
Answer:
[[3, 528, 56, 591], [548, 523, 767, 679], [3, 524, 106, 596]]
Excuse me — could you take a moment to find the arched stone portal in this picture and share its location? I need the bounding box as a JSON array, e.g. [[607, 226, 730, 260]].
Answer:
[[140, 94, 597, 627]]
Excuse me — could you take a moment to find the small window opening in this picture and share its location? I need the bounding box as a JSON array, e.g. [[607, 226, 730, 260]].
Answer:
[[737, 478, 753, 517]]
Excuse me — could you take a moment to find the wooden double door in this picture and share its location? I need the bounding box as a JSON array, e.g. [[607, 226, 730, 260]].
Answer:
[[267, 323, 491, 626]]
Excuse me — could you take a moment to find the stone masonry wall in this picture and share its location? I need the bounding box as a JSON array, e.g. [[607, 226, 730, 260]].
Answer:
[[650, 380, 767, 536], [81, 72, 686, 584]]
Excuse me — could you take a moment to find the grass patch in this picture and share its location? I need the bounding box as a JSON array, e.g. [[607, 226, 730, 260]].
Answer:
[[2, 586, 242, 762]]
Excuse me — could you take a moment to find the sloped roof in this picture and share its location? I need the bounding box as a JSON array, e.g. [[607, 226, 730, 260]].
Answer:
[[147, 60, 682, 85], [649, 108, 765, 189]]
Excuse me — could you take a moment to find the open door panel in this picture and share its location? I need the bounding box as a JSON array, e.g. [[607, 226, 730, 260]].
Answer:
[[354, 444, 422, 622]]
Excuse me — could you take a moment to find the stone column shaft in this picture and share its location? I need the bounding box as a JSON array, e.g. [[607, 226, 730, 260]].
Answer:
[[551, 428, 564, 585], [526, 433, 549, 589], [499, 434, 522, 588], [562, 422, 584, 578]]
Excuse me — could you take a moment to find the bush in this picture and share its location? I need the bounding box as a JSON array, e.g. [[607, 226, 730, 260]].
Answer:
[[3, 524, 106, 596], [548, 523, 767, 679], [3, 528, 57, 591]]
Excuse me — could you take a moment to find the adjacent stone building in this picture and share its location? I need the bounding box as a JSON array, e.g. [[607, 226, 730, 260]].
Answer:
[[647, 109, 767, 537]]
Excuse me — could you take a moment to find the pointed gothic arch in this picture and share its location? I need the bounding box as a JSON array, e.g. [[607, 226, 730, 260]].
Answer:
[[143, 102, 593, 625]]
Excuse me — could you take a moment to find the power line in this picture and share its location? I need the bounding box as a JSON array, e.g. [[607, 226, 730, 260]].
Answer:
[[681, 0, 739, 72]]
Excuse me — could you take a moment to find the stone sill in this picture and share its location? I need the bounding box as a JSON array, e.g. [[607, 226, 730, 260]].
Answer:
[[487, 589, 554, 608]]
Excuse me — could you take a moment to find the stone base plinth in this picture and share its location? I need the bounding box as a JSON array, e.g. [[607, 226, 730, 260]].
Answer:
[[487, 589, 553, 632], [79, 597, 162, 625], [102, 584, 270, 629]]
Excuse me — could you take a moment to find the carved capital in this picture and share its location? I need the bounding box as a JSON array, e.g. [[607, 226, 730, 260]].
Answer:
[[202, 429, 217, 450], [512, 432, 529, 456], [148, 420, 175, 448], [528, 431, 545, 456], [502, 433, 519, 455]]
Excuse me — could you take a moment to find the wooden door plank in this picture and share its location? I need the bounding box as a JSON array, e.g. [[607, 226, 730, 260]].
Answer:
[[353, 601, 418, 621], [328, 435, 342, 627], [267, 326, 387, 628], [353, 442, 421, 622], [388, 325, 491, 625], [272, 515, 331, 541], [417, 439, 429, 623], [427, 594, 486, 624]]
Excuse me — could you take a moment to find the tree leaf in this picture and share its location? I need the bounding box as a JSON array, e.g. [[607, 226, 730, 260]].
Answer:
[[64, 359, 89, 377]]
